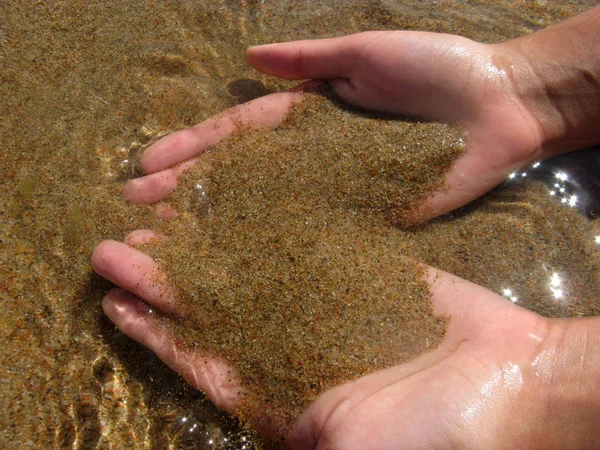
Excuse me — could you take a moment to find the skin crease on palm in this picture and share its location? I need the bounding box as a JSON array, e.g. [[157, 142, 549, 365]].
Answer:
[[92, 5, 600, 449]]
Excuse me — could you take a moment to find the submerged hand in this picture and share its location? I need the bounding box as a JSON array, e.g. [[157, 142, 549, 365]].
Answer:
[[92, 236, 598, 448], [247, 2, 600, 220], [127, 31, 554, 224]]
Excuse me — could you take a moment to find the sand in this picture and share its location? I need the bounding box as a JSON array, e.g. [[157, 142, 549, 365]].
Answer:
[[1, 1, 598, 449], [145, 89, 463, 435]]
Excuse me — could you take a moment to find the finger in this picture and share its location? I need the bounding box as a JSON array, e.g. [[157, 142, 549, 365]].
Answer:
[[155, 202, 179, 219], [424, 266, 548, 346], [401, 153, 520, 224], [91, 240, 176, 314], [246, 32, 383, 80], [102, 288, 242, 411], [124, 159, 196, 205], [123, 229, 166, 247], [140, 87, 308, 175]]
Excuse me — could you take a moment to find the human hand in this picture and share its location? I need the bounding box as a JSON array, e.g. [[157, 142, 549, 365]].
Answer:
[[244, 31, 549, 223], [129, 4, 600, 222], [246, 2, 600, 220], [129, 31, 552, 224], [92, 234, 600, 449]]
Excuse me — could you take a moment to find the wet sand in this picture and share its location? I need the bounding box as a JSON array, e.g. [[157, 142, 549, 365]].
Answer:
[[1, 1, 598, 449], [147, 89, 463, 434]]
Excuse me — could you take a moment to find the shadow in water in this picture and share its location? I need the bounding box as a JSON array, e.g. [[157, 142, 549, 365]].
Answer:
[[227, 79, 275, 104]]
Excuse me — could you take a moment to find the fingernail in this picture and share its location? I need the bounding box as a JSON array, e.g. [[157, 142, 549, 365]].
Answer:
[[248, 43, 278, 51], [123, 179, 142, 202]]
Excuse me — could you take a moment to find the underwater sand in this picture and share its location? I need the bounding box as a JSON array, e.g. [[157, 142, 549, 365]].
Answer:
[[1, 1, 598, 449]]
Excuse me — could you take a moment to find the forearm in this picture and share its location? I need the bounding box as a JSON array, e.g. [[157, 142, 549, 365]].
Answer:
[[534, 316, 600, 448], [496, 5, 600, 154]]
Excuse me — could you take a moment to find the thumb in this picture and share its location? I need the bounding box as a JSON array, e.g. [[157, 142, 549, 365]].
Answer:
[[246, 32, 383, 80]]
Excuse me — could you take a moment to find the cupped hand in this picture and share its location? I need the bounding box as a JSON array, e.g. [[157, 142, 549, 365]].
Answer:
[[92, 234, 559, 449], [129, 31, 548, 223], [246, 31, 548, 222]]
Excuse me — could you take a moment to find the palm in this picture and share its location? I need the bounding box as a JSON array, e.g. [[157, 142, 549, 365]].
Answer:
[[362, 32, 545, 219], [92, 239, 549, 448], [288, 269, 548, 449]]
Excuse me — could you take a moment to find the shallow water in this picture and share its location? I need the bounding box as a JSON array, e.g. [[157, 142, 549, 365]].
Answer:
[[0, 1, 598, 448]]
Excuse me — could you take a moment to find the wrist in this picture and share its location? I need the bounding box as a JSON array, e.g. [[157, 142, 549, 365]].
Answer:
[[530, 317, 600, 448], [493, 6, 600, 155]]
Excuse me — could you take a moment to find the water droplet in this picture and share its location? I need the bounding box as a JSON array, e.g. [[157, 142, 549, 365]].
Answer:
[[193, 182, 210, 218]]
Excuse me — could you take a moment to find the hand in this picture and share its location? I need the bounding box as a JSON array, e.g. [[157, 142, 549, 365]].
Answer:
[[127, 30, 550, 223], [245, 31, 550, 223], [93, 233, 599, 449], [127, 4, 600, 222]]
